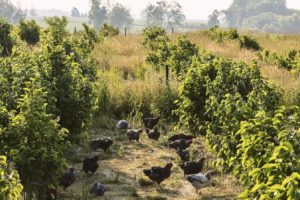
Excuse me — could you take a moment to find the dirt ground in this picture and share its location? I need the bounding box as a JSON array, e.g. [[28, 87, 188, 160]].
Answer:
[[57, 127, 241, 200]]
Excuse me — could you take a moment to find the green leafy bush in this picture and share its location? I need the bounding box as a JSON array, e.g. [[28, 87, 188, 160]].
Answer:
[[41, 17, 99, 143], [99, 23, 119, 38], [18, 19, 40, 46], [0, 18, 13, 57], [0, 156, 23, 200], [239, 35, 261, 51], [142, 27, 171, 84], [204, 26, 239, 42], [168, 36, 198, 77], [7, 81, 68, 199]]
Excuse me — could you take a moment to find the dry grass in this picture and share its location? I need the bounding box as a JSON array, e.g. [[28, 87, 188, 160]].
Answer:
[[92, 31, 300, 105], [59, 126, 240, 200]]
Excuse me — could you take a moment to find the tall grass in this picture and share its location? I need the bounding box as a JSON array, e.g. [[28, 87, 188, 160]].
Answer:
[[93, 30, 300, 124], [93, 35, 178, 123]]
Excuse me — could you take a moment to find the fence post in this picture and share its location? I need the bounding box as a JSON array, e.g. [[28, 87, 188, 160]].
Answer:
[[125, 27, 127, 37], [171, 27, 174, 34]]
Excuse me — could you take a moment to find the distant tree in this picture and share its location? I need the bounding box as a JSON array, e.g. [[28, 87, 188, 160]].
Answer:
[[143, 1, 166, 27], [142, 0, 185, 29], [88, 0, 108, 29], [109, 3, 133, 28], [71, 7, 80, 17], [0, 18, 14, 57], [224, 0, 290, 28], [208, 10, 220, 27], [166, 1, 185, 29], [0, 0, 26, 23]]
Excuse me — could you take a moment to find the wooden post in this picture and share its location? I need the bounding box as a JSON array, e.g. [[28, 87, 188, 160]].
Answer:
[[125, 27, 127, 37], [165, 65, 169, 85], [171, 27, 174, 34]]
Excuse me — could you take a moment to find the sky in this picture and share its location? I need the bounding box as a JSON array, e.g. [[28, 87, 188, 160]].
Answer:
[[11, 0, 300, 20]]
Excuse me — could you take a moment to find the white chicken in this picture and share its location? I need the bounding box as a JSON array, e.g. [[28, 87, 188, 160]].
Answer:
[[185, 170, 217, 193]]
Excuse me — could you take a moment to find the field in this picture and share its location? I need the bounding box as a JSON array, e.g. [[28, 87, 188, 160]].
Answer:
[[1, 19, 300, 200]]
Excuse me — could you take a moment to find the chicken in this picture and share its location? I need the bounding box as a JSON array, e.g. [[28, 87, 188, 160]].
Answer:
[[180, 158, 205, 175], [126, 129, 143, 142], [90, 182, 106, 196], [177, 149, 190, 162], [90, 138, 113, 152], [168, 134, 194, 142], [82, 155, 99, 174], [143, 163, 173, 184], [185, 170, 217, 192], [169, 139, 193, 150], [142, 116, 160, 129], [117, 120, 130, 130], [59, 167, 75, 190], [145, 127, 160, 140]]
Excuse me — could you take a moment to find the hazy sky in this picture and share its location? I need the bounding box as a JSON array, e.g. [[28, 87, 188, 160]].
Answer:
[[11, 0, 300, 19]]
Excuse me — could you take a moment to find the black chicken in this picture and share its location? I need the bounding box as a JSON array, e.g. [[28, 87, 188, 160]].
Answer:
[[142, 116, 160, 129], [145, 127, 160, 140], [90, 182, 106, 196], [59, 167, 75, 190], [180, 158, 206, 175], [177, 149, 190, 162], [90, 138, 113, 152], [143, 163, 173, 184], [126, 129, 143, 142], [82, 155, 99, 174], [169, 139, 193, 150], [168, 134, 194, 142]]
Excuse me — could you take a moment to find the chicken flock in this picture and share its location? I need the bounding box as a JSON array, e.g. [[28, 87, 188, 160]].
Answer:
[[58, 115, 218, 198]]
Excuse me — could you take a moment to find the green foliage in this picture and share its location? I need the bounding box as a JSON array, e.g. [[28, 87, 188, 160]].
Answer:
[[239, 35, 261, 51], [0, 18, 14, 57], [175, 55, 281, 134], [0, 156, 23, 200], [7, 80, 68, 199], [80, 23, 99, 49], [168, 36, 198, 77], [142, 27, 171, 83], [18, 19, 40, 46], [236, 107, 300, 199], [204, 26, 239, 42], [142, 27, 167, 50], [275, 49, 300, 73], [0, 16, 99, 198], [41, 17, 98, 143], [99, 23, 119, 38]]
